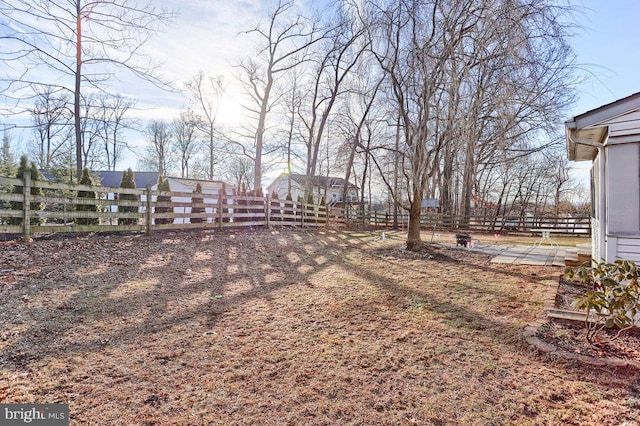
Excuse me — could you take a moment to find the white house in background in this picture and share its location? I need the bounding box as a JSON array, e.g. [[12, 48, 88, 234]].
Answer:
[[151, 177, 234, 224], [267, 173, 359, 205], [565, 92, 640, 262]]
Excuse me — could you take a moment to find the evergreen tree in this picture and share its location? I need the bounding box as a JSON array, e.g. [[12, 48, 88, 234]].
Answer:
[[8, 155, 45, 226], [270, 191, 281, 222], [0, 132, 15, 177], [237, 182, 247, 221], [251, 187, 264, 223], [306, 192, 315, 222], [155, 176, 173, 225], [0, 135, 16, 213], [284, 193, 294, 223], [118, 168, 139, 225], [221, 183, 230, 223], [190, 182, 204, 224], [319, 195, 327, 223], [76, 167, 99, 226]]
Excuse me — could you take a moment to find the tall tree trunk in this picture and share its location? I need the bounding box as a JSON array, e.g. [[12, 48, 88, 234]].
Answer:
[[254, 74, 272, 192], [74, 5, 82, 181], [460, 140, 475, 227], [406, 195, 423, 251]]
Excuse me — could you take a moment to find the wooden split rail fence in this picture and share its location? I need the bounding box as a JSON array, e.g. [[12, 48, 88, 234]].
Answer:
[[331, 209, 591, 235], [0, 173, 328, 242], [0, 173, 591, 241]]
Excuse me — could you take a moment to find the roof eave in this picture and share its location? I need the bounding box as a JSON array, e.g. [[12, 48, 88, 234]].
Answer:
[[565, 123, 605, 162], [571, 91, 640, 129]]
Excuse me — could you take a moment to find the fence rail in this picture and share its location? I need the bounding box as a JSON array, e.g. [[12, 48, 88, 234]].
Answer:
[[333, 208, 591, 234], [0, 173, 591, 241]]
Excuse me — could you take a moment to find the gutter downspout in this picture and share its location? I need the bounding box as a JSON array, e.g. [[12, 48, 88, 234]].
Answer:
[[567, 128, 606, 261]]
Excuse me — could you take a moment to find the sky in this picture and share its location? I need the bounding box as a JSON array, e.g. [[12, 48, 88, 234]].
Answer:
[[134, 0, 640, 187], [561, 0, 640, 184], [567, 0, 640, 116], [1, 0, 639, 187]]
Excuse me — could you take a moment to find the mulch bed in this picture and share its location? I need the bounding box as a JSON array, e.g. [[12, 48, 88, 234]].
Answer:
[[535, 277, 640, 364]]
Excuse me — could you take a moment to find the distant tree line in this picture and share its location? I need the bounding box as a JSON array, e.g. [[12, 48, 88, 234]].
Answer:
[[0, 0, 587, 249]]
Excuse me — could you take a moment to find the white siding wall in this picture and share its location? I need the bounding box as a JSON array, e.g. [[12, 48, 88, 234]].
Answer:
[[606, 109, 640, 138], [606, 142, 640, 234], [616, 237, 640, 263]]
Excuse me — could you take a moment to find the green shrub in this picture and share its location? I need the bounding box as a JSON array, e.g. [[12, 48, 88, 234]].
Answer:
[[565, 259, 640, 344], [283, 193, 293, 222], [237, 183, 247, 222], [251, 187, 264, 222], [190, 182, 205, 224], [117, 168, 139, 225], [8, 155, 44, 226], [76, 167, 99, 225], [155, 176, 173, 225]]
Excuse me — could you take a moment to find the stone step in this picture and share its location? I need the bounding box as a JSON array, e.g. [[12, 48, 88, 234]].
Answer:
[[564, 248, 580, 267], [548, 308, 587, 322], [552, 249, 567, 267]]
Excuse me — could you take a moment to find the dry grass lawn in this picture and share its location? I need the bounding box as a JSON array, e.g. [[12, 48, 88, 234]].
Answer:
[[0, 228, 638, 425]]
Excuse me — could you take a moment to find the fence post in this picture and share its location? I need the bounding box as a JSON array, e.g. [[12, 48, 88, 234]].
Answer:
[[23, 170, 31, 243], [218, 185, 224, 229], [266, 193, 271, 229], [146, 185, 152, 236], [300, 201, 304, 227]]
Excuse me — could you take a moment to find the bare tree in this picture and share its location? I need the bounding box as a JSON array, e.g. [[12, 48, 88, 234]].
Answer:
[[29, 88, 72, 169], [278, 70, 306, 196], [78, 94, 103, 171], [173, 109, 201, 178], [335, 73, 384, 207], [237, 0, 324, 192], [185, 71, 225, 180], [362, 1, 475, 249], [0, 0, 174, 180], [298, 7, 369, 199], [142, 120, 173, 176], [355, 0, 578, 249], [97, 94, 137, 171], [219, 157, 254, 195]]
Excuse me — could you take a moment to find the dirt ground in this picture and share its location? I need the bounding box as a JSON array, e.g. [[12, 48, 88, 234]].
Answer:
[[1, 228, 639, 425]]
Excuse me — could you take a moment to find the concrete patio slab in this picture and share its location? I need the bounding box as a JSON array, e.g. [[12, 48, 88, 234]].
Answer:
[[489, 245, 562, 266], [448, 243, 565, 266]]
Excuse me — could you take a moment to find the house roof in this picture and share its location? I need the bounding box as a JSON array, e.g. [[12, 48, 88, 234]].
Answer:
[[95, 171, 159, 189], [421, 199, 440, 208], [165, 177, 232, 191], [38, 169, 56, 182], [283, 173, 358, 190], [565, 92, 640, 161]]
